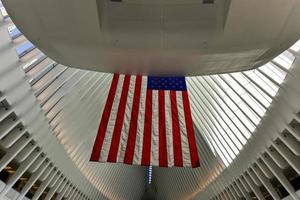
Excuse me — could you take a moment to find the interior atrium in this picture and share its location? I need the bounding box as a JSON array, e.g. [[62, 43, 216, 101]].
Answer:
[[0, 1, 300, 200]]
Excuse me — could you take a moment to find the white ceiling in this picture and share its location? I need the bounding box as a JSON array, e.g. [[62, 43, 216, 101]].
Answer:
[[3, 0, 300, 75]]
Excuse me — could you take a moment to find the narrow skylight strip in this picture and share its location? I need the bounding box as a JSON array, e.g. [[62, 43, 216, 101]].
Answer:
[[147, 166, 153, 184]]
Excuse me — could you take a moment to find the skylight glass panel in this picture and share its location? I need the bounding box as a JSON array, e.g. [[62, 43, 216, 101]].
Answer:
[[236, 109, 256, 132], [16, 41, 35, 58], [219, 129, 239, 155], [228, 123, 247, 145], [238, 102, 260, 125], [290, 40, 300, 52], [281, 51, 295, 66], [224, 87, 243, 107], [200, 131, 216, 155], [231, 116, 251, 139], [186, 48, 295, 168], [226, 129, 243, 150], [245, 83, 271, 107], [217, 108, 233, 129], [241, 93, 265, 117], [218, 100, 235, 119], [231, 73, 271, 107], [260, 65, 284, 84], [273, 51, 295, 69], [7, 25, 22, 39], [22, 53, 46, 72], [189, 43, 295, 168], [267, 63, 286, 82], [147, 166, 152, 184], [244, 71, 277, 97]]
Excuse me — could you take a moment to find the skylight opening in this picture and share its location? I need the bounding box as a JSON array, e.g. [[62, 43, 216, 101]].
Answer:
[[7, 25, 22, 39], [265, 63, 287, 81], [231, 116, 251, 139], [22, 53, 47, 72], [210, 130, 232, 162], [216, 124, 239, 155], [238, 102, 260, 125], [201, 78, 252, 139], [273, 51, 295, 69], [260, 66, 284, 85], [200, 131, 217, 155], [147, 166, 152, 185], [244, 71, 277, 97], [232, 73, 270, 108], [246, 84, 271, 108], [225, 76, 247, 96], [201, 77, 239, 119], [15, 41, 35, 58], [236, 109, 256, 132], [218, 101, 235, 120], [228, 123, 247, 145], [210, 116, 236, 154], [281, 51, 296, 65], [216, 76, 244, 105], [199, 123, 229, 166], [216, 106, 232, 125], [194, 88, 244, 154], [240, 93, 265, 118], [197, 115, 231, 166], [226, 75, 266, 118], [290, 41, 300, 52], [190, 97, 232, 165], [188, 41, 296, 168], [226, 129, 243, 150]]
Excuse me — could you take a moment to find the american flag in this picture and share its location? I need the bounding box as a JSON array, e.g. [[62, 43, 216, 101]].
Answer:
[[90, 74, 199, 167]]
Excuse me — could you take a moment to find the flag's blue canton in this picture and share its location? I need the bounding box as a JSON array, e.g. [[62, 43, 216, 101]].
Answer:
[[147, 76, 187, 91]]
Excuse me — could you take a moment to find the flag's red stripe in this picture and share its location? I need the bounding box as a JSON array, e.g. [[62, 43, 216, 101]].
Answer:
[[158, 90, 168, 167], [170, 91, 183, 167], [107, 75, 131, 162], [182, 91, 200, 167], [124, 76, 142, 164], [141, 89, 152, 166], [90, 74, 119, 161]]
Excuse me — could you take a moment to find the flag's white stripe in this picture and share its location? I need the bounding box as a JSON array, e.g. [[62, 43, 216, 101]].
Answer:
[[117, 76, 136, 163], [99, 75, 125, 162], [176, 91, 192, 167], [150, 90, 159, 166], [134, 77, 147, 165], [165, 91, 174, 167]]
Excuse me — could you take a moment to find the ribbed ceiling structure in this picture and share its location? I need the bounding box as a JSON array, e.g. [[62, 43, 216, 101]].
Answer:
[[0, 2, 300, 200]]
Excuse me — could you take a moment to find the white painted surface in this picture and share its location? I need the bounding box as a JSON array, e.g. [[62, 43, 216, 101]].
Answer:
[[3, 0, 300, 75]]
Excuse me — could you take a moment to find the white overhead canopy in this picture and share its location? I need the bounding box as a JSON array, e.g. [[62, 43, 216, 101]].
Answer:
[[3, 0, 300, 75]]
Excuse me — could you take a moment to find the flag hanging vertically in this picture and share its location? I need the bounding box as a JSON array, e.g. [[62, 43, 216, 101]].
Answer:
[[90, 74, 199, 167]]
